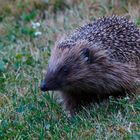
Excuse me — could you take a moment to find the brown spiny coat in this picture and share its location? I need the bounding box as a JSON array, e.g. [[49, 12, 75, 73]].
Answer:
[[41, 16, 140, 115]]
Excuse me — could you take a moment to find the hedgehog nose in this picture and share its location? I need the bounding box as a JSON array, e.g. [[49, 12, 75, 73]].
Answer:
[[40, 81, 47, 92]]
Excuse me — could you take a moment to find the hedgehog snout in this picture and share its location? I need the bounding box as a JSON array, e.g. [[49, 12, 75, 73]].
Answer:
[[40, 75, 61, 91], [40, 80, 48, 92]]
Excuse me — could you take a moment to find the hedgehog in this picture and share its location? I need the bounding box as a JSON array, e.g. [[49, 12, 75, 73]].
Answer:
[[41, 16, 140, 115]]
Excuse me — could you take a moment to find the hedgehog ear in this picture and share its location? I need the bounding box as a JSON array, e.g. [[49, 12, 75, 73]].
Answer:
[[81, 48, 92, 63]]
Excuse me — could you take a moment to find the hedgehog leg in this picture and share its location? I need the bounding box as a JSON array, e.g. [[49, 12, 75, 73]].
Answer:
[[65, 102, 78, 116], [61, 92, 80, 116]]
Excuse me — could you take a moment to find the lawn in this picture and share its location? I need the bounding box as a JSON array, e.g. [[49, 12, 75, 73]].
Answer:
[[0, 0, 140, 139]]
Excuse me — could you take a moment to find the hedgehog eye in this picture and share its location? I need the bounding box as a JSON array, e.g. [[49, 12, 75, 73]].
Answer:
[[81, 48, 91, 63], [59, 66, 69, 75], [63, 67, 68, 73]]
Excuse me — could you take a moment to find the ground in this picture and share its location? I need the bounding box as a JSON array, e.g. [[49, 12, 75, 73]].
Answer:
[[0, 0, 140, 139]]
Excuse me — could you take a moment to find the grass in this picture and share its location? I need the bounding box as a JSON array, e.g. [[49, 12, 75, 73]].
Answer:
[[0, 0, 140, 139]]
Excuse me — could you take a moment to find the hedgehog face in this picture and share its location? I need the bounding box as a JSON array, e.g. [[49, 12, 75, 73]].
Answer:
[[41, 64, 71, 91], [41, 40, 107, 92]]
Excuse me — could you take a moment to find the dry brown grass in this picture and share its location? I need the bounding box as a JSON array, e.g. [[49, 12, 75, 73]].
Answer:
[[0, 0, 140, 20]]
